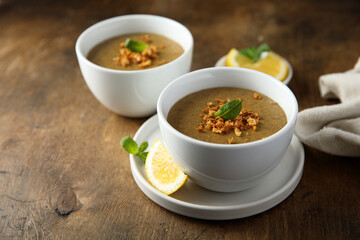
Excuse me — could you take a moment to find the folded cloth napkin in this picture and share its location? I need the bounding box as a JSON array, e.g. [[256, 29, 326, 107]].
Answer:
[[294, 57, 360, 157]]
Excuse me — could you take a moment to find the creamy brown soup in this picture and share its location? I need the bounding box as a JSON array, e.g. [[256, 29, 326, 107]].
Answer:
[[167, 87, 287, 144], [87, 33, 184, 70]]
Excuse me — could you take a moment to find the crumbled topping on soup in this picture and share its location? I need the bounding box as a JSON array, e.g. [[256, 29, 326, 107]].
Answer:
[[196, 97, 261, 144], [113, 35, 167, 68], [87, 33, 183, 71]]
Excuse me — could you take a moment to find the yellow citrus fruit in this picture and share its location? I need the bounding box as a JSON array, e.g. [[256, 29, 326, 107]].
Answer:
[[145, 139, 187, 195], [226, 48, 289, 82]]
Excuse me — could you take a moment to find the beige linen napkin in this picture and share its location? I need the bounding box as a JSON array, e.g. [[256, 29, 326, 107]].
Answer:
[[294, 57, 360, 157]]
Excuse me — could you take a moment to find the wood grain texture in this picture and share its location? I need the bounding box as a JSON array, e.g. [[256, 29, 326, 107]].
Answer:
[[0, 0, 359, 239]]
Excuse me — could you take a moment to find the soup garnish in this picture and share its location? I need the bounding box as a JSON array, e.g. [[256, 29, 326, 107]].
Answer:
[[87, 33, 184, 70]]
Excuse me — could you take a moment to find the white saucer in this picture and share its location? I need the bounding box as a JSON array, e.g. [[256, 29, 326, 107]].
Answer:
[[215, 55, 293, 85], [130, 115, 304, 220]]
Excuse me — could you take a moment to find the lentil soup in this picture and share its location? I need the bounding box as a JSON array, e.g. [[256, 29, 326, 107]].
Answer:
[[167, 87, 287, 144], [87, 33, 184, 70]]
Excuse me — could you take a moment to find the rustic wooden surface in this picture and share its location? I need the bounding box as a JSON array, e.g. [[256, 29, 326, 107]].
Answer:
[[1, 0, 360, 239]]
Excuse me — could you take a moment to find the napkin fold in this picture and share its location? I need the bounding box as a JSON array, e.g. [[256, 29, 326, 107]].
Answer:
[[294, 57, 360, 157]]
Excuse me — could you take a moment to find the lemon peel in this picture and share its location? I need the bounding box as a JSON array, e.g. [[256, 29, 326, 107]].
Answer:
[[226, 48, 288, 82]]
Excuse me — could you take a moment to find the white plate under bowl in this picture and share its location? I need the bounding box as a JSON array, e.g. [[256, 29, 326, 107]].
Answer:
[[130, 114, 304, 220], [215, 55, 293, 85]]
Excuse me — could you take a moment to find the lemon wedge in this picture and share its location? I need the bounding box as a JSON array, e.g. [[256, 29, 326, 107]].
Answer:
[[226, 48, 289, 82], [145, 139, 187, 195]]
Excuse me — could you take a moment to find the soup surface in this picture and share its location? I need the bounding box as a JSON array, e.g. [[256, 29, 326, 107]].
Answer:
[[167, 87, 287, 144], [87, 33, 184, 70]]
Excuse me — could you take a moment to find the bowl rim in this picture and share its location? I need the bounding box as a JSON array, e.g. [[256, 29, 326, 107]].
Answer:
[[75, 14, 194, 75], [157, 67, 298, 149]]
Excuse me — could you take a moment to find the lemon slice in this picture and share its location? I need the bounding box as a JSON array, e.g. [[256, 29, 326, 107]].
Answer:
[[226, 48, 289, 82], [145, 139, 188, 195]]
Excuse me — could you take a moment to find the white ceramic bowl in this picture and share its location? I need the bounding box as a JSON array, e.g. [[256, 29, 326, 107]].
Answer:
[[157, 67, 298, 192], [75, 15, 193, 117]]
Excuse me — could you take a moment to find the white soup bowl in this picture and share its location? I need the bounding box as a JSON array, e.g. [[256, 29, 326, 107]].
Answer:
[[157, 67, 298, 192], [76, 14, 193, 117]]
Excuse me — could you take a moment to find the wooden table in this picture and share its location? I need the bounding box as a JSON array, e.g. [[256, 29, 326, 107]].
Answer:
[[1, 0, 359, 239]]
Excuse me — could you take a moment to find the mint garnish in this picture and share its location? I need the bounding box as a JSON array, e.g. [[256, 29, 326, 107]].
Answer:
[[239, 43, 270, 62], [125, 38, 148, 52], [214, 99, 242, 120], [121, 136, 148, 163]]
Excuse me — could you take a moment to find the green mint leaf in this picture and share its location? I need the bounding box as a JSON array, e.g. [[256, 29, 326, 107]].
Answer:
[[121, 136, 149, 163], [138, 152, 148, 164], [256, 43, 270, 54], [125, 38, 148, 52], [138, 141, 149, 153], [253, 43, 270, 62], [214, 99, 242, 120], [239, 47, 257, 61], [120, 136, 139, 155], [239, 43, 270, 62]]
